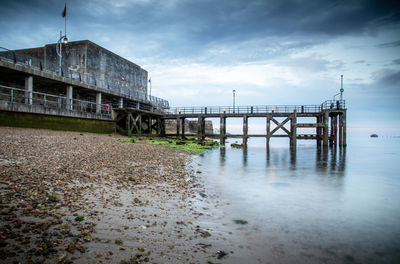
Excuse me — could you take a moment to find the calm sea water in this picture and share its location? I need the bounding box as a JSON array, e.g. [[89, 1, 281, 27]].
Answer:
[[192, 136, 400, 264]]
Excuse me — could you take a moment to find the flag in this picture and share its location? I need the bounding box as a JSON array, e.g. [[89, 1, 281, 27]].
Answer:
[[62, 4, 66, 18]]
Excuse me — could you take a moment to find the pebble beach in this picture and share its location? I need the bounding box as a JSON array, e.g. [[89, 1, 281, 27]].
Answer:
[[0, 127, 228, 264]]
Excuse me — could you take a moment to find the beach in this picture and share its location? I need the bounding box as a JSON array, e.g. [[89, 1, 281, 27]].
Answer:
[[0, 127, 227, 264]]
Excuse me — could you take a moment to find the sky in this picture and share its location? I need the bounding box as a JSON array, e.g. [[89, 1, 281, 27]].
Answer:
[[0, 0, 399, 135]]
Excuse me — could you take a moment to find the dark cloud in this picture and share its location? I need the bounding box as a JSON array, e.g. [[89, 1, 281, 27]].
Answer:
[[2, 0, 399, 43], [371, 68, 400, 88], [0, 0, 399, 62], [379, 70, 400, 86], [375, 40, 400, 48], [353, 60, 366, 64], [393, 59, 400, 64]]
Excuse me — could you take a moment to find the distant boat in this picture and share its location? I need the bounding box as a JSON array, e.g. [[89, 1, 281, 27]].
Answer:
[[370, 134, 378, 138]]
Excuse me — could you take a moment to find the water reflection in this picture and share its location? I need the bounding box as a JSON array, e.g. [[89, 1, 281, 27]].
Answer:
[[219, 147, 226, 166], [227, 145, 347, 177], [315, 146, 346, 175], [196, 139, 400, 264], [242, 147, 248, 167]]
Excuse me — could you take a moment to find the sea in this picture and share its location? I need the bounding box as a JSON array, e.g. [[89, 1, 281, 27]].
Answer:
[[189, 135, 400, 264]]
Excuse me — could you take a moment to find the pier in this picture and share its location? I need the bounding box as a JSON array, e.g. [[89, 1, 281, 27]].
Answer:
[[164, 102, 346, 149]]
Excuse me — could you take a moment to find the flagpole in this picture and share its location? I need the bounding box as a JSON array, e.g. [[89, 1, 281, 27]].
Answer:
[[64, 3, 67, 36]]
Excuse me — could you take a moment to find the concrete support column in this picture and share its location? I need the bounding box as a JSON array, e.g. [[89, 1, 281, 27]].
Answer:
[[176, 117, 180, 139], [343, 111, 347, 147], [333, 115, 338, 146], [96, 92, 102, 113], [266, 116, 271, 148], [338, 114, 343, 147], [323, 111, 329, 147], [329, 115, 334, 147], [243, 115, 248, 147], [66, 85, 73, 111], [119, 98, 124, 108], [24, 76, 33, 105], [291, 110, 297, 149]]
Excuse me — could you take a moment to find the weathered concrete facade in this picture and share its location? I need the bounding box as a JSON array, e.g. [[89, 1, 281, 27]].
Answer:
[[13, 40, 148, 96]]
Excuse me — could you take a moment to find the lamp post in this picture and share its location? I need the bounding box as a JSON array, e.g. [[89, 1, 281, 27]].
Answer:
[[56, 31, 68, 76], [340, 74, 344, 101], [232, 89, 236, 113], [148, 77, 152, 98]]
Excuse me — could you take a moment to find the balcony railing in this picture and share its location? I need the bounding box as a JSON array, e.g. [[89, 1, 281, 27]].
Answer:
[[0, 84, 112, 117], [0, 50, 169, 109]]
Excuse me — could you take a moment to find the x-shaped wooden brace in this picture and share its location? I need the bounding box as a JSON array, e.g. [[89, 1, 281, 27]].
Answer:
[[129, 113, 141, 134], [116, 112, 128, 134], [150, 118, 160, 132], [270, 116, 291, 135]]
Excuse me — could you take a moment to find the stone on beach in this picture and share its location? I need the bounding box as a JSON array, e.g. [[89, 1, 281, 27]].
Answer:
[[0, 127, 218, 264]]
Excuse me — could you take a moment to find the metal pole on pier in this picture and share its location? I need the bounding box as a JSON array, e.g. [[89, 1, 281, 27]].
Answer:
[[340, 75, 344, 101]]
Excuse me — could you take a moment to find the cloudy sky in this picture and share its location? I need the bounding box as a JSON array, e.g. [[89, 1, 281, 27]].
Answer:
[[0, 0, 399, 135]]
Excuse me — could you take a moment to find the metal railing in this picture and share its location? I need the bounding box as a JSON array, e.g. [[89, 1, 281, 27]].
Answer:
[[168, 101, 345, 115], [322, 100, 346, 110], [0, 84, 113, 117], [0, 51, 169, 109]]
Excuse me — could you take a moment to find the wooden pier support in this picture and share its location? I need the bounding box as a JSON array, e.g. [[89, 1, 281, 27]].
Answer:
[[181, 117, 185, 139], [197, 116, 206, 143], [333, 115, 338, 146], [176, 116, 180, 139], [266, 116, 271, 148], [243, 115, 248, 147], [160, 118, 166, 136], [339, 112, 347, 147], [290, 110, 297, 148], [220, 116, 226, 145], [316, 115, 322, 147], [323, 110, 329, 147], [115, 109, 164, 136]]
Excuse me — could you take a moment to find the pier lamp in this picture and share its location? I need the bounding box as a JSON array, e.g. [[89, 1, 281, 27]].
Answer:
[[223, 108, 226, 113], [340, 74, 344, 101], [178, 109, 181, 114], [271, 108, 274, 114], [56, 31, 68, 76]]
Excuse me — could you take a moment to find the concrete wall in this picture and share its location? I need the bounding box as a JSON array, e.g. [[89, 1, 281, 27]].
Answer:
[[0, 111, 115, 134], [13, 40, 148, 96]]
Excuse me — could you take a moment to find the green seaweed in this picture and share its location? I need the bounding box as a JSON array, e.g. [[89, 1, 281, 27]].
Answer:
[[146, 138, 219, 154], [0, 111, 115, 134], [47, 193, 59, 202], [233, 219, 248, 225]]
